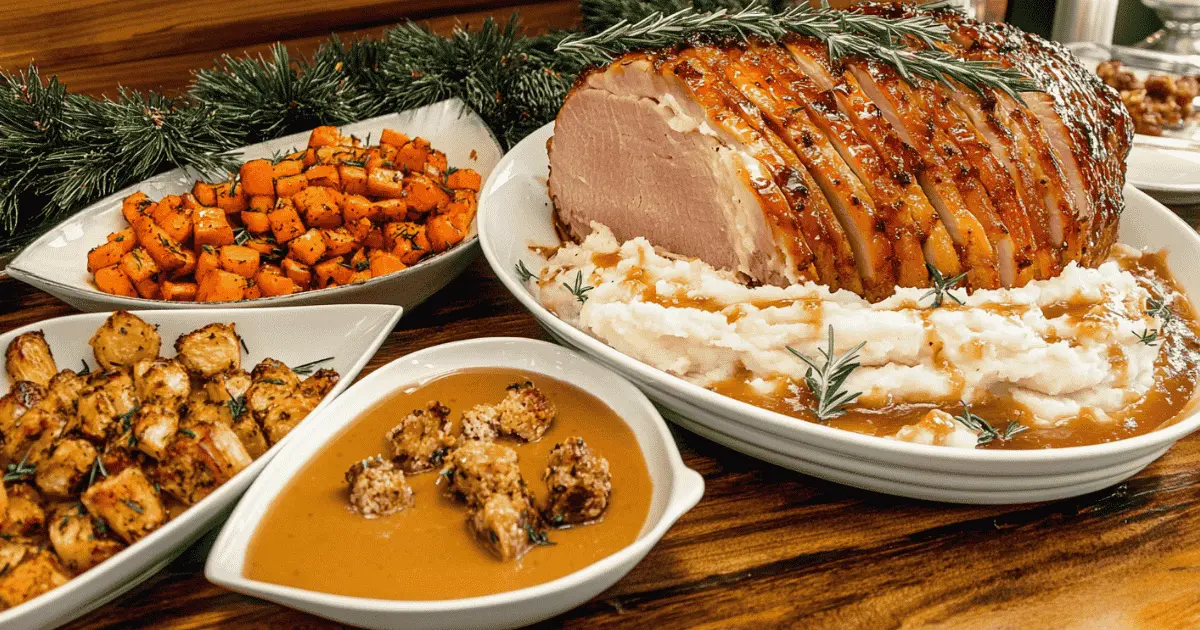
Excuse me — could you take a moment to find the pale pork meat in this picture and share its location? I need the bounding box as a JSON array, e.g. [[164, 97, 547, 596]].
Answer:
[[547, 4, 1131, 300]]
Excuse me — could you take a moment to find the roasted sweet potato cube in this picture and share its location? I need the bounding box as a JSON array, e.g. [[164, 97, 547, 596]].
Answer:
[[308, 125, 341, 148], [218, 245, 261, 278], [214, 182, 248, 214], [239, 159, 276, 196], [196, 246, 221, 281], [314, 258, 353, 288], [339, 164, 369, 195], [281, 258, 312, 288], [121, 192, 155, 225], [369, 250, 406, 277], [293, 187, 342, 228], [95, 265, 138, 297], [321, 227, 358, 257], [196, 269, 247, 302], [366, 167, 405, 198], [167, 248, 196, 280], [267, 201, 305, 243], [274, 173, 308, 199], [380, 128, 409, 148], [194, 207, 236, 247], [256, 267, 299, 297], [396, 138, 430, 172], [132, 276, 159, 299], [81, 467, 167, 544], [347, 217, 373, 243], [287, 229, 326, 266], [192, 182, 218, 206], [392, 225, 430, 266], [161, 280, 198, 301], [405, 174, 449, 213], [341, 193, 374, 223], [119, 247, 159, 283], [373, 199, 407, 223], [425, 151, 449, 177], [241, 211, 271, 234], [88, 238, 133, 274], [305, 164, 340, 189], [273, 159, 303, 178], [447, 168, 482, 191], [133, 215, 189, 271], [152, 202, 193, 244], [427, 214, 466, 253], [248, 195, 275, 214]]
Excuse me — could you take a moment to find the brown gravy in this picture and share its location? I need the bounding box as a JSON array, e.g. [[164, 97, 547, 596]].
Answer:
[[712, 252, 1200, 450], [243, 369, 653, 600]]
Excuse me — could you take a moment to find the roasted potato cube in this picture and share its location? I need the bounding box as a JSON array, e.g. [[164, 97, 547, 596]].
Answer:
[[132, 358, 191, 404], [297, 368, 339, 401], [244, 359, 300, 420], [81, 467, 166, 544], [1, 405, 72, 465], [438, 441, 524, 506], [1, 484, 45, 538], [0, 548, 70, 608], [542, 437, 612, 526], [0, 541, 29, 576], [77, 371, 137, 442], [88, 312, 161, 371], [202, 369, 252, 404], [184, 400, 235, 428], [44, 370, 87, 415], [261, 396, 317, 445], [49, 504, 125, 573], [493, 382, 556, 442], [346, 455, 413, 518], [460, 405, 500, 443], [467, 492, 542, 562], [231, 413, 268, 459], [6, 331, 57, 387], [35, 438, 98, 498], [174, 323, 242, 378], [152, 423, 252, 505], [386, 401, 455, 474], [132, 403, 180, 460], [0, 381, 44, 453]]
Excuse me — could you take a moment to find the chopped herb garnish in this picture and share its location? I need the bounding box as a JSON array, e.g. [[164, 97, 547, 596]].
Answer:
[[86, 456, 108, 487], [79, 359, 91, 375], [1147, 297, 1173, 324], [4, 452, 36, 482], [953, 403, 1029, 446], [563, 270, 593, 304], [239, 335, 249, 355], [178, 428, 197, 439], [292, 356, 334, 376], [1135, 328, 1160, 347], [261, 378, 287, 385], [119, 405, 140, 433], [342, 159, 366, 168], [120, 499, 144, 515], [515, 260, 536, 282], [227, 394, 247, 419], [354, 259, 370, 272], [787, 326, 865, 424], [921, 263, 968, 309], [233, 227, 251, 245], [524, 524, 555, 546]]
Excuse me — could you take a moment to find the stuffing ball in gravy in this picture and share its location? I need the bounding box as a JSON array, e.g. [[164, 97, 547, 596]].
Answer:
[[468, 492, 542, 562], [439, 441, 525, 506], [346, 456, 414, 518], [386, 401, 455, 473], [542, 438, 612, 526], [0, 311, 341, 609], [459, 381, 557, 443]]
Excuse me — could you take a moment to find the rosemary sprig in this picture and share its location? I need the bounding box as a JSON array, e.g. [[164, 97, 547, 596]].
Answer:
[[78, 359, 91, 375], [524, 523, 556, 546], [1147, 297, 1173, 325], [292, 356, 335, 375], [563, 270, 594, 304], [227, 394, 247, 419], [515, 260, 536, 282], [922, 263, 967, 309], [86, 456, 108, 488], [787, 325, 865, 423], [953, 403, 1028, 445], [1135, 329, 1160, 347], [3, 452, 36, 483]]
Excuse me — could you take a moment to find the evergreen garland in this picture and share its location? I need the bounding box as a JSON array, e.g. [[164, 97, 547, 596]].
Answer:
[[0, 0, 1018, 255]]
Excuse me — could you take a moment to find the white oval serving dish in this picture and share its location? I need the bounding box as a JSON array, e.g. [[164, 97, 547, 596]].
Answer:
[[7, 99, 502, 313], [478, 121, 1200, 505], [0, 304, 402, 630], [205, 337, 704, 630]]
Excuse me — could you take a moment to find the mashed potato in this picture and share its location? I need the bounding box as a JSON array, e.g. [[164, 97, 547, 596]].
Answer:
[[531, 224, 1168, 447]]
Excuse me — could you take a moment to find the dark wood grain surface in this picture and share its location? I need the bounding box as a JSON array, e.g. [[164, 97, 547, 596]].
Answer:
[[6, 1, 1199, 629]]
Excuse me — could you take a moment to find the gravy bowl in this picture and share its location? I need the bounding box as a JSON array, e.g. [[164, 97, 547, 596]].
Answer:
[[205, 337, 704, 630]]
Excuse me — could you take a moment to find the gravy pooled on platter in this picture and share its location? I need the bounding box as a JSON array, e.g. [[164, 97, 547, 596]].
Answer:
[[244, 369, 653, 600]]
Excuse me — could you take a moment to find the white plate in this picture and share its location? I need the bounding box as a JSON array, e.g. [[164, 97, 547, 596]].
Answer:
[[205, 337, 704, 630], [7, 100, 502, 312], [478, 121, 1200, 505], [0, 304, 402, 630]]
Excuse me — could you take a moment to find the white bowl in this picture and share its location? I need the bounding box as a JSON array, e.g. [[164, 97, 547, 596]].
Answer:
[[0, 304, 402, 630], [7, 100, 502, 312], [478, 121, 1200, 505], [205, 337, 704, 630]]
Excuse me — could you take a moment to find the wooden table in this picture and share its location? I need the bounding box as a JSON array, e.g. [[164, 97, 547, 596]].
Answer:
[[5, 1, 1199, 628]]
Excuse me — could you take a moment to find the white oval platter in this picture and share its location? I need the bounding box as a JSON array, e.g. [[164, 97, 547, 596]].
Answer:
[[7, 99, 502, 312], [0, 304, 402, 630], [478, 121, 1200, 505], [205, 337, 704, 630]]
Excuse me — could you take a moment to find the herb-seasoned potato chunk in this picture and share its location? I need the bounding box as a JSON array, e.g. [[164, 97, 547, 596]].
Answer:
[[48, 505, 125, 573], [44, 370, 87, 414], [132, 403, 180, 460], [297, 368, 339, 400], [132, 357, 190, 404], [1, 484, 46, 539], [77, 371, 137, 442], [81, 466, 166, 544], [35, 438, 98, 498], [202, 369, 252, 403], [542, 437, 612, 526], [346, 456, 413, 518], [0, 381, 44, 455], [467, 492, 543, 562], [89, 311, 161, 370], [0, 548, 70, 608], [231, 413, 269, 459], [387, 401, 455, 473], [244, 359, 300, 420], [2, 405, 73, 465], [152, 423, 252, 505], [173, 323, 241, 377], [261, 396, 318, 445], [439, 441, 524, 506], [5, 331, 57, 387]]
